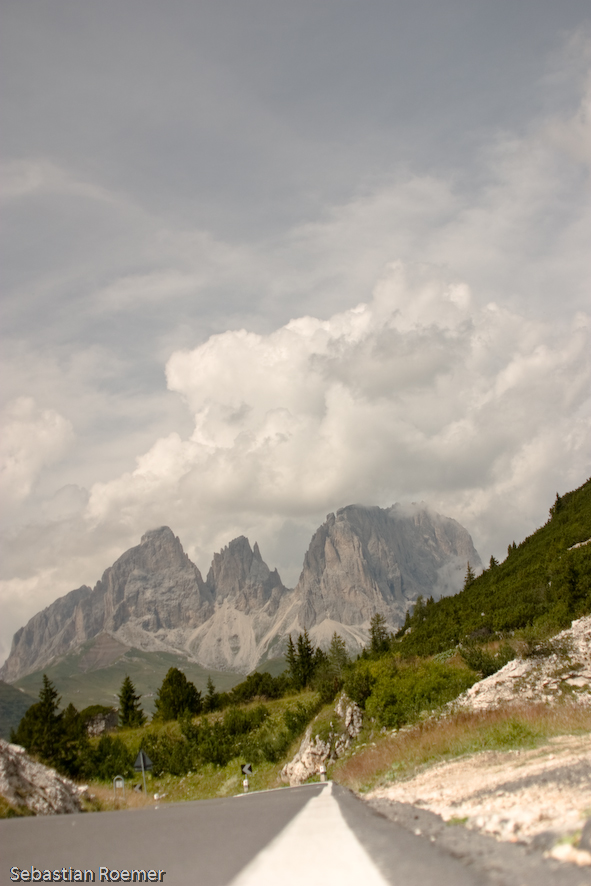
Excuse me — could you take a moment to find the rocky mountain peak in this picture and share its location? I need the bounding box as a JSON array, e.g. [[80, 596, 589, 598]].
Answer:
[[206, 536, 287, 614], [132, 525, 190, 570], [1, 503, 482, 679], [0, 527, 213, 682], [291, 502, 481, 643]]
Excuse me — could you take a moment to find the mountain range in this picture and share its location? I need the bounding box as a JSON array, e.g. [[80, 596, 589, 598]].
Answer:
[[0, 503, 481, 682]]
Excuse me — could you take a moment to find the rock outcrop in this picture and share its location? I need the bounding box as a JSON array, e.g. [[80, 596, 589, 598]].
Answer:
[[1, 503, 481, 679], [0, 739, 83, 815], [84, 708, 118, 736], [281, 694, 363, 786], [450, 615, 591, 713], [205, 537, 286, 615]]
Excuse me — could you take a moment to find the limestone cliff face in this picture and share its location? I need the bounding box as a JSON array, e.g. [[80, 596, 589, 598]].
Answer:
[[0, 527, 213, 682], [282, 503, 482, 652], [205, 536, 286, 616], [188, 536, 290, 672], [1, 503, 481, 679]]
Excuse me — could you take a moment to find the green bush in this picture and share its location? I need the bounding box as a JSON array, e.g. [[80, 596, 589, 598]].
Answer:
[[346, 656, 477, 728], [460, 642, 515, 677], [283, 701, 312, 737], [227, 672, 289, 705], [222, 704, 269, 737], [80, 735, 134, 781], [141, 732, 195, 776], [343, 660, 378, 708]]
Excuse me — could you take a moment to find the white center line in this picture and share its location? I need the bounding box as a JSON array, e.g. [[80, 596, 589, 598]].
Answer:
[[229, 783, 389, 886]]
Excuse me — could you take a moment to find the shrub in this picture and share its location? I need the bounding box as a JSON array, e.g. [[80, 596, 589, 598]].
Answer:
[[459, 642, 515, 677], [283, 702, 312, 737], [142, 732, 195, 776], [228, 671, 289, 704], [81, 735, 134, 781], [346, 656, 477, 728], [343, 660, 377, 708]]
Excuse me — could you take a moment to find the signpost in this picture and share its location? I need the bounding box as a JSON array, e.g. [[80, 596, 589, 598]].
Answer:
[[241, 763, 252, 793], [134, 750, 153, 795]]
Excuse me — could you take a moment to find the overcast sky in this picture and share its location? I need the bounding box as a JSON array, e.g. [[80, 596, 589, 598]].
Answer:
[[1, 0, 590, 664]]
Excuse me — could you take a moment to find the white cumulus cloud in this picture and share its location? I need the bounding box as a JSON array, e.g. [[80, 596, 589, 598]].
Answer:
[[84, 263, 591, 567]]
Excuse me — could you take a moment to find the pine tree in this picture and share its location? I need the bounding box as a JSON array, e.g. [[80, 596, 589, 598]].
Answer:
[[286, 635, 297, 684], [60, 703, 87, 777], [203, 676, 219, 713], [463, 562, 476, 590], [154, 668, 202, 721], [549, 492, 563, 518], [489, 555, 499, 569], [11, 675, 64, 765], [118, 676, 146, 728], [369, 613, 390, 654], [296, 630, 316, 688], [327, 632, 349, 677], [312, 631, 350, 703]]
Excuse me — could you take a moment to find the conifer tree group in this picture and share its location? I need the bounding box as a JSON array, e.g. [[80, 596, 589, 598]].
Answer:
[[10, 675, 88, 776]]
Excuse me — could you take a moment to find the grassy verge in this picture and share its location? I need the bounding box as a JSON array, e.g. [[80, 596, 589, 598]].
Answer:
[[81, 691, 322, 809], [0, 796, 36, 819], [332, 702, 591, 794]]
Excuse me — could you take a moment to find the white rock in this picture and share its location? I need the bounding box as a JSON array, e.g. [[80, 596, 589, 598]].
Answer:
[[0, 739, 82, 815], [281, 695, 363, 787]]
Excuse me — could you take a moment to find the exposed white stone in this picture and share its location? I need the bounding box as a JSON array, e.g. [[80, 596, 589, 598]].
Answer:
[[0, 739, 83, 815], [449, 615, 591, 714], [281, 694, 364, 786]]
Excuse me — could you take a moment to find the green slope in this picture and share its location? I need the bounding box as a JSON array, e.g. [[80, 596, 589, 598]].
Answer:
[[0, 681, 36, 739], [396, 477, 591, 656], [13, 642, 244, 716]]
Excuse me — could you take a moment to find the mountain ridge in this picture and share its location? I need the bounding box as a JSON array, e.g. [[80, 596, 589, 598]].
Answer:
[[1, 503, 481, 681]]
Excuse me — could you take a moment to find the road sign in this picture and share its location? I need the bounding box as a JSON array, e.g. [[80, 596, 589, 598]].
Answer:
[[134, 750, 153, 794], [241, 763, 252, 776], [134, 751, 153, 772]]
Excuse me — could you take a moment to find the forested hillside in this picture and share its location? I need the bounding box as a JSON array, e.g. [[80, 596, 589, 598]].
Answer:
[[394, 478, 591, 656]]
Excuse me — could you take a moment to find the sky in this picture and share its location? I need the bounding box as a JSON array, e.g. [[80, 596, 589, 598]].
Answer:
[[1, 0, 590, 664]]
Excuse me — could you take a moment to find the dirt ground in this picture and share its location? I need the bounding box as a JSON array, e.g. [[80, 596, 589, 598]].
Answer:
[[367, 733, 591, 870]]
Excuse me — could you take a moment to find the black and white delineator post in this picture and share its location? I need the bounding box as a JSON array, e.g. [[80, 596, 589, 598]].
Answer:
[[241, 763, 252, 793], [113, 775, 125, 801], [319, 763, 327, 783], [134, 750, 153, 795]]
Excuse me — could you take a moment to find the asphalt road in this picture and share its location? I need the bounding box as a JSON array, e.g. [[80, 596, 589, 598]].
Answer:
[[1, 783, 589, 886]]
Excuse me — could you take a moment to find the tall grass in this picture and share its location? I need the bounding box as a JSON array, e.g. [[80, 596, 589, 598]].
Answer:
[[333, 702, 591, 793]]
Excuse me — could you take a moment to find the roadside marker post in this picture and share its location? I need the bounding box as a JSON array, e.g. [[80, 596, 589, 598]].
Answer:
[[241, 763, 252, 793], [134, 750, 153, 795], [113, 775, 125, 801], [319, 763, 327, 783]]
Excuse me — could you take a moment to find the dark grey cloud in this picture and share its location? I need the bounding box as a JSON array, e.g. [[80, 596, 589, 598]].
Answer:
[[3, 1, 589, 233]]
